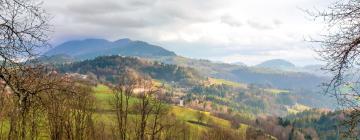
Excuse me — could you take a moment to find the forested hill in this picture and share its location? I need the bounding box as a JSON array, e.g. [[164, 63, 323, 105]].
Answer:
[[156, 56, 326, 89], [46, 38, 326, 90], [45, 38, 176, 60], [55, 55, 336, 112], [57, 55, 202, 85]]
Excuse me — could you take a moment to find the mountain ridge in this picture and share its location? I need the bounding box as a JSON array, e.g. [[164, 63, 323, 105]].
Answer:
[[45, 38, 327, 90], [45, 38, 177, 60], [256, 59, 296, 69]]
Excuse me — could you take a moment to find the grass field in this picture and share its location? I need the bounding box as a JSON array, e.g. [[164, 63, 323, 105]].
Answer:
[[264, 88, 290, 94], [0, 84, 250, 140], [93, 84, 140, 110], [93, 84, 232, 128], [92, 84, 248, 139], [287, 104, 311, 114], [208, 78, 289, 95], [208, 78, 247, 89], [93, 84, 114, 110]]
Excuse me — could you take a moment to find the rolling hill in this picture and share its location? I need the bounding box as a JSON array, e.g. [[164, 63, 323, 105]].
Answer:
[[256, 59, 296, 69], [46, 38, 327, 90], [57, 55, 202, 85], [45, 38, 176, 60], [56, 55, 335, 115]]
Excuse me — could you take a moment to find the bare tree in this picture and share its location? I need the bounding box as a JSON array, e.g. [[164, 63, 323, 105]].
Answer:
[[314, 0, 360, 138], [5, 66, 64, 140], [0, 80, 11, 140], [0, 0, 49, 70], [43, 76, 80, 140], [0, 0, 49, 139], [71, 83, 95, 140], [112, 70, 139, 140], [149, 95, 171, 140], [135, 80, 157, 140]]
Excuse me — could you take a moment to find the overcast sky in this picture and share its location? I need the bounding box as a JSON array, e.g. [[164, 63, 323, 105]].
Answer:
[[43, 0, 334, 66]]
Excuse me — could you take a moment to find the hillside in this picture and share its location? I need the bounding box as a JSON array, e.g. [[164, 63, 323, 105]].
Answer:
[[38, 54, 75, 64], [91, 84, 275, 140], [51, 56, 337, 139], [45, 38, 176, 60], [47, 53, 336, 139], [256, 59, 296, 69], [57, 55, 202, 85], [154, 56, 326, 89], [46, 38, 327, 90], [56, 56, 335, 115], [0, 0, 347, 139]]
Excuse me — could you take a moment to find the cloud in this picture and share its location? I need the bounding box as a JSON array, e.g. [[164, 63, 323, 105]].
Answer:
[[221, 15, 243, 27], [247, 20, 274, 30], [66, 1, 127, 15], [42, 0, 334, 65]]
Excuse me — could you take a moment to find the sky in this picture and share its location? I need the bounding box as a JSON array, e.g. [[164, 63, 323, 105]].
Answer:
[[43, 0, 334, 66]]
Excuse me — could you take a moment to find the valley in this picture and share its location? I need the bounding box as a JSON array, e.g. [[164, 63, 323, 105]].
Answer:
[[1, 0, 358, 139], [34, 38, 341, 139]]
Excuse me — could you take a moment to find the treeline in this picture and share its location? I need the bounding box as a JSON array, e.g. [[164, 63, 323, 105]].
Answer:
[[284, 109, 343, 140], [243, 109, 346, 140], [187, 83, 295, 116]]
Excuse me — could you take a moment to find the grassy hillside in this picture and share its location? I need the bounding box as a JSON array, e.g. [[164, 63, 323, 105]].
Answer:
[[44, 38, 327, 90], [43, 55, 337, 139], [91, 84, 258, 140], [55, 55, 334, 116], [207, 78, 247, 89]]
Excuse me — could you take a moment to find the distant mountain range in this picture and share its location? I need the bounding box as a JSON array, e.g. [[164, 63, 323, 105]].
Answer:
[[256, 59, 296, 69], [249, 59, 326, 77], [45, 38, 176, 60], [231, 62, 247, 66], [44, 38, 328, 90]]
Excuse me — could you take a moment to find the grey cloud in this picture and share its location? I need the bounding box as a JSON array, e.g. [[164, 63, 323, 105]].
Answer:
[[273, 19, 282, 26], [57, 0, 216, 30], [42, 0, 326, 65], [67, 1, 127, 15], [128, 0, 158, 7], [247, 20, 273, 30], [221, 15, 242, 27], [73, 14, 149, 28]]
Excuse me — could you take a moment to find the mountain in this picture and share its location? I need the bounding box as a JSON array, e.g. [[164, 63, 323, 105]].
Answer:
[[153, 56, 326, 89], [56, 55, 334, 114], [45, 38, 176, 60], [226, 68, 325, 89], [256, 59, 296, 69], [41, 39, 338, 139], [38, 54, 75, 64], [46, 38, 326, 90], [300, 65, 328, 77], [231, 61, 247, 66]]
